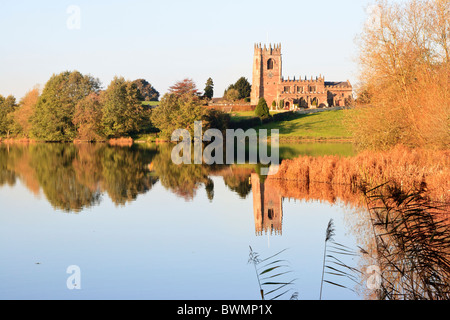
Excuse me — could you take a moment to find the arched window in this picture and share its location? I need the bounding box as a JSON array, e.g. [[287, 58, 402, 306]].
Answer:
[[268, 209, 274, 220], [267, 59, 274, 70]]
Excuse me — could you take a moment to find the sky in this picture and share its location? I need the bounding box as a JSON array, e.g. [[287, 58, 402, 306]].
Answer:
[[0, 0, 380, 100]]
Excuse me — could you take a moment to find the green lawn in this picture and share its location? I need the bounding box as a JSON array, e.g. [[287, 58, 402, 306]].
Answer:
[[229, 111, 260, 122], [142, 101, 160, 107], [255, 109, 353, 140], [278, 142, 355, 159]]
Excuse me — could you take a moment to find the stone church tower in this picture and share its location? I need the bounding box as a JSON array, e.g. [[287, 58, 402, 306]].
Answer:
[[251, 43, 353, 109], [251, 43, 282, 106]]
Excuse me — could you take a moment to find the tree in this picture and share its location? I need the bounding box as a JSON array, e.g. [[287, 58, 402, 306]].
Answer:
[[10, 88, 39, 138], [203, 77, 214, 100], [224, 88, 240, 102], [150, 92, 204, 139], [255, 97, 271, 119], [132, 79, 160, 101], [101, 77, 150, 137], [151, 82, 229, 140], [31, 71, 101, 141], [0, 95, 17, 136], [234, 77, 252, 100], [202, 108, 230, 134], [350, 0, 450, 149], [73, 93, 104, 141], [223, 77, 252, 101], [168, 78, 199, 97]]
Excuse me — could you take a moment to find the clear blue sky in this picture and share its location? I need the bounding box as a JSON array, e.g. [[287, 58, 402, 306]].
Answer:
[[1, 0, 379, 100]]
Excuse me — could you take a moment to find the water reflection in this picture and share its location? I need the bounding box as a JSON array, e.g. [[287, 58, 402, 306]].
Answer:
[[361, 184, 450, 300], [251, 173, 366, 236], [0, 143, 361, 216], [0, 143, 159, 211], [1, 143, 448, 300]]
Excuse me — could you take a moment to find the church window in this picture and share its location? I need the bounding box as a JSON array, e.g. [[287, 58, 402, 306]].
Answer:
[[268, 209, 274, 220], [267, 59, 274, 70]]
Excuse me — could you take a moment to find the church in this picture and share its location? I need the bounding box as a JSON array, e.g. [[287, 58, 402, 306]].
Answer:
[[250, 43, 353, 110]]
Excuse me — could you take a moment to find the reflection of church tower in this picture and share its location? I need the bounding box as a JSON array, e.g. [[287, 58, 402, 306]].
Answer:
[[251, 173, 283, 236]]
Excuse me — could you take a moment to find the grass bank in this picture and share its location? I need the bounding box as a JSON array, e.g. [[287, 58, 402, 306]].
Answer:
[[230, 109, 353, 141]]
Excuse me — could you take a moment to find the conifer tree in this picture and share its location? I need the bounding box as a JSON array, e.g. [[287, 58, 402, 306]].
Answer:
[[254, 97, 271, 119]]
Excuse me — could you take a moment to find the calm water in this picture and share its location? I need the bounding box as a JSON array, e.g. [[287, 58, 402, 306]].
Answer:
[[0, 142, 408, 299]]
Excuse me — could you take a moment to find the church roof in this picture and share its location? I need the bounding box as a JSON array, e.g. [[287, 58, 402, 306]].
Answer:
[[325, 81, 352, 88]]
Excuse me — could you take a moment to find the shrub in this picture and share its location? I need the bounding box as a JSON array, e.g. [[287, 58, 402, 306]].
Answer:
[[254, 98, 271, 119]]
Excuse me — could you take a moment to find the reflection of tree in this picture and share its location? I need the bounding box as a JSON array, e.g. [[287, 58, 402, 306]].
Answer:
[[0, 144, 41, 194], [72, 143, 104, 192], [219, 167, 253, 199], [150, 144, 213, 201], [0, 143, 159, 212], [29, 144, 101, 212], [0, 147, 16, 186], [205, 178, 214, 202], [99, 146, 158, 205]]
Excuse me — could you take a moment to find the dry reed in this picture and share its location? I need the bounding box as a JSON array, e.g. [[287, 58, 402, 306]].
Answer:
[[270, 145, 450, 203]]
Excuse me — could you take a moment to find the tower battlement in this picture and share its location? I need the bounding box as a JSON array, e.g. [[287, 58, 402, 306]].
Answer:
[[254, 43, 282, 56], [281, 76, 324, 83]]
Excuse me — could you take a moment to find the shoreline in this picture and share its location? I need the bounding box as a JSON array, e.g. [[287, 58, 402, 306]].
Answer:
[[0, 136, 354, 145]]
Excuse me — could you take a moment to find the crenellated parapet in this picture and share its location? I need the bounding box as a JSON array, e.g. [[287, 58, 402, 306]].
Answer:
[[254, 43, 282, 56], [281, 75, 325, 83]]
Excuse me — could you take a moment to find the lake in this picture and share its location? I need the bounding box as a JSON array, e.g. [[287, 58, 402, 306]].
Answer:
[[0, 142, 447, 300]]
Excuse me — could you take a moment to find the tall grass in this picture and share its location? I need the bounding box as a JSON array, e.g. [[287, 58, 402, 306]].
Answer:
[[248, 246, 298, 300], [360, 182, 450, 299], [270, 145, 450, 203], [319, 219, 362, 299]]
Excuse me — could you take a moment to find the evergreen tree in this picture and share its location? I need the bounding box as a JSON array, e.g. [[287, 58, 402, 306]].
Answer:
[[255, 97, 271, 119], [203, 77, 214, 99], [234, 77, 251, 99], [223, 77, 251, 100]]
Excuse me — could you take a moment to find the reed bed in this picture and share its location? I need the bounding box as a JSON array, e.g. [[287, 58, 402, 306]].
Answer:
[[107, 137, 133, 147], [270, 145, 450, 203], [264, 178, 363, 208]]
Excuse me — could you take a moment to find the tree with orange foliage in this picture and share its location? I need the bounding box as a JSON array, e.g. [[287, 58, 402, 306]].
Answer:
[[73, 93, 104, 141], [349, 0, 449, 150], [10, 88, 40, 138], [168, 78, 199, 97]]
